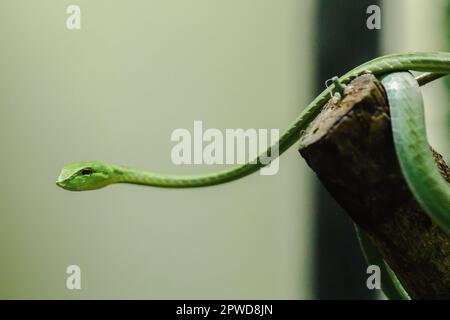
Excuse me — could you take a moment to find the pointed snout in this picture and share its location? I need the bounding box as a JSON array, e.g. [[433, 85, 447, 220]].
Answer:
[[56, 179, 66, 189], [56, 173, 71, 190]]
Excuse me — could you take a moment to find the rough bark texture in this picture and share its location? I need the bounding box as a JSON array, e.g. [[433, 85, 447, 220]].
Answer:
[[298, 74, 450, 299]]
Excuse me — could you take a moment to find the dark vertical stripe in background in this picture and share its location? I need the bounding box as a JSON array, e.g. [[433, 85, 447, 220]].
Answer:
[[446, 0, 450, 138], [313, 0, 380, 299]]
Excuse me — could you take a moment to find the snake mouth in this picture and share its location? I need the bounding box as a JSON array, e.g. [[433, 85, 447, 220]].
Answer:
[[56, 171, 75, 189], [55, 178, 89, 191], [56, 180, 65, 188], [56, 179, 70, 190]]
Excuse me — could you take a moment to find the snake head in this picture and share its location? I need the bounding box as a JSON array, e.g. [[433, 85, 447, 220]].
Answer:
[[56, 161, 115, 191]]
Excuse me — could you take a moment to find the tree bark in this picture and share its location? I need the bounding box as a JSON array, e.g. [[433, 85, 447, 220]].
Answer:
[[298, 74, 450, 299]]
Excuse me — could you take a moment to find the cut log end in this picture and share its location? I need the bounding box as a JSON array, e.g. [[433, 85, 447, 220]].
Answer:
[[298, 74, 450, 299]]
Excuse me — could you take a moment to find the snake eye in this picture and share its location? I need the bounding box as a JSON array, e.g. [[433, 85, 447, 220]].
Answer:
[[80, 168, 93, 176]]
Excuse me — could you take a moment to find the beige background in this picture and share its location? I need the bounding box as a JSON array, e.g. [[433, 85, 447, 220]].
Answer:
[[0, 0, 447, 299], [0, 0, 315, 299]]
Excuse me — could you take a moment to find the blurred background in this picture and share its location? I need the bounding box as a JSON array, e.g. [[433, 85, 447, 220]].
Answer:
[[0, 0, 448, 299]]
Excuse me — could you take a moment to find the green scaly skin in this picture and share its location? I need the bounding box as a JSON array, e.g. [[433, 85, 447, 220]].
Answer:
[[57, 52, 450, 299], [382, 72, 450, 236], [57, 52, 450, 190]]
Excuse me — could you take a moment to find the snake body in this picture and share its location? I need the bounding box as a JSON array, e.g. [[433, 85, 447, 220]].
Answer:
[[57, 52, 450, 299], [57, 52, 450, 189], [382, 72, 450, 235]]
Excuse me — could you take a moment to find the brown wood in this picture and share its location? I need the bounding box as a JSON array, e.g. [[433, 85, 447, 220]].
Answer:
[[298, 74, 450, 299]]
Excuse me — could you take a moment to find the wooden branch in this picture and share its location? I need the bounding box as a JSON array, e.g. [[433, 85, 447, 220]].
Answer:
[[298, 74, 450, 299]]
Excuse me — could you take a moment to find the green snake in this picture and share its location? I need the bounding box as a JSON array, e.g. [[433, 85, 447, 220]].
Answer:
[[56, 52, 450, 190], [57, 52, 450, 298]]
